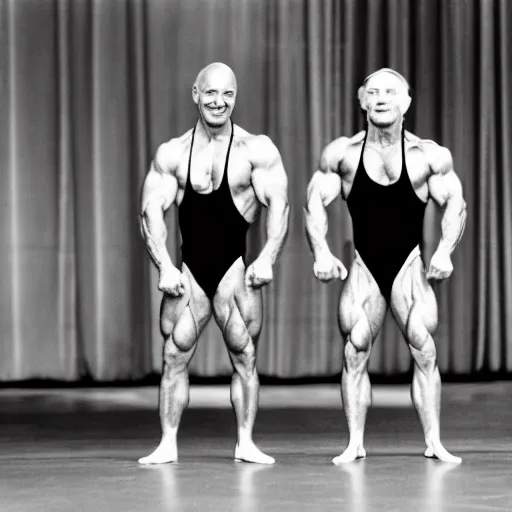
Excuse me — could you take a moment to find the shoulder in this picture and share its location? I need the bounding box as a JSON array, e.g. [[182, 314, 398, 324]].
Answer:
[[236, 127, 282, 166], [324, 132, 363, 156], [407, 132, 453, 175], [237, 127, 278, 153], [153, 129, 193, 175], [320, 131, 364, 171]]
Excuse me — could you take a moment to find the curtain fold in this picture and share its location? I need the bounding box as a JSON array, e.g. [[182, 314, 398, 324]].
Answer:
[[57, 0, 78, 379], [0, 0, 510, 380]]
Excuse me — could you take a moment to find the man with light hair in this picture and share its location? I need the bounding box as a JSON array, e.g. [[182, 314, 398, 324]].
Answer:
[[305, 68, 466, 464], [139, 62, 289, 465]]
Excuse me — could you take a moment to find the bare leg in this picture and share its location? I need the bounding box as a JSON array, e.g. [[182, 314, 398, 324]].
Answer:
[[335, 331, 372, 464], [333, 257, 387, 465], [391, 250, 461, 464], [139, 270, 211, 464], [230, 334, 272, 464], [410, 340, 459, 462], [411, 345, 460, 463], [214, 259, 274, 464], [230, 363, 259, 453], [138, 319, 195, 465]]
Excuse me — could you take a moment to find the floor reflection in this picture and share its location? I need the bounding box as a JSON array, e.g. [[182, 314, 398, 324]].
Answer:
[[144, 463, 182, 505], [333, 457, 459, 512], [337, 460, 368, 512], [234, 463, 275, 512], [419, 459, 459, 512], [0, 384, 508, 512]]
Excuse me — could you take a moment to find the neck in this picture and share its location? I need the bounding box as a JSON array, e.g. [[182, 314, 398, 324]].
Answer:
[[196, 117, 232, 141], [366, 120, 402, 147]]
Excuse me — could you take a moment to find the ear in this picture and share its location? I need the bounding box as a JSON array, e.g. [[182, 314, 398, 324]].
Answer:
[[400, 93, 412, 115], [192, 84, 199, 105], [357, 85, 368, 112]]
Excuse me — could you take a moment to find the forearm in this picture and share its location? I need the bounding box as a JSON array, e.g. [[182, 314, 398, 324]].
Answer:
[[304, 196, 332, 260], [140, 203, 176, 272], [438, 196, 467, 254], [258, 197, 289, 265]]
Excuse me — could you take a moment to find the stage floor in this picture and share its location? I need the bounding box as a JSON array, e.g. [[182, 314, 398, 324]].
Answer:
[[0, 382, 511, 511]]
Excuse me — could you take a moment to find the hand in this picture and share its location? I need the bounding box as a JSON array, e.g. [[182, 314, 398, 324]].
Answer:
[[245, 257, 273, 289], [426, 248, 453, 281], [313, 252, 348, 282], [158, 266, 185, 297]]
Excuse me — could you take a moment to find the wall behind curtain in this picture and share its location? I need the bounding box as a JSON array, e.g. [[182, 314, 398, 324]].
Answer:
[[0, 0, 510, 380]]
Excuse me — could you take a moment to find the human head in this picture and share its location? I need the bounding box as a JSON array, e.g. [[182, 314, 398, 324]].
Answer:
[[357, 68, 411, 128], [192, 62, 237, 128]]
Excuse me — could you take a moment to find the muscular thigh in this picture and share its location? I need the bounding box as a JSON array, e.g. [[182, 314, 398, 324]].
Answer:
[[390, 253, 438, 347], [339, 254, 387, 348], [160, 264, 212, 352], [212, 257, 263, 352]]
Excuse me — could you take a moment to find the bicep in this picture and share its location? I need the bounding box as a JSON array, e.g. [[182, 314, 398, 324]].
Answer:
[[308, 141, 344, 207], [428, 149, 464, 207], [141, 165, 178, 213], [307, 169, 342, 208], [251, 143, 288, 207], [429, 170, 464, 208], [141, 142, 179, 212]]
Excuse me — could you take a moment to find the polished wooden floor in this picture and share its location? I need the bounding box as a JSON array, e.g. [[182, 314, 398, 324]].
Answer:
[[0, 382, 511, 511]]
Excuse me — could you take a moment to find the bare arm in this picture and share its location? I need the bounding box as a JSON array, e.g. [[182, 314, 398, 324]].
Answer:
[[140, 141, 179, 273], [304, 139, 349, 281], [427, 145, 467, 255], [304, 141, 344, 260], [251, 136, 289, 265]]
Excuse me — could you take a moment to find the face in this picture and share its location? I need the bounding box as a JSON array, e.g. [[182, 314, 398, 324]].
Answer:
[[362, 72, 410, 128], [193, 68, 237, 128]]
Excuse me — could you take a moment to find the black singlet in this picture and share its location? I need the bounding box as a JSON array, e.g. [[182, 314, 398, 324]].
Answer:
[[346, 129, 427, 300], [178, 121, 249, 299]]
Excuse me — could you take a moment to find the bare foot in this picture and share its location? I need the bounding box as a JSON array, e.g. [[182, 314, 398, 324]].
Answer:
[[332, 445, 366, 465], [234, 442, 275, 465], [138, 439, 177, 465], [423, 442, 461, 464]]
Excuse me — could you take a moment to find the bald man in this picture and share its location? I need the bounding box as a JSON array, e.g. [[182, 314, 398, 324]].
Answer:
[[139, 63, 289, 464], [305, 68, 466, 464]]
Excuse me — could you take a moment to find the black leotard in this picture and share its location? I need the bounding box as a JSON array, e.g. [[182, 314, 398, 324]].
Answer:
[[346, 129, 427, 301], [178, 121, 249, 300]]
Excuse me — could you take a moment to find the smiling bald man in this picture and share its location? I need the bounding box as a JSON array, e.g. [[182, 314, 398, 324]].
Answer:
[[139, 62, 289, 465]]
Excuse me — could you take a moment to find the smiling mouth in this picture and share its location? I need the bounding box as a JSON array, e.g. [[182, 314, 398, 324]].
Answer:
[[207, 107, 227, 116]]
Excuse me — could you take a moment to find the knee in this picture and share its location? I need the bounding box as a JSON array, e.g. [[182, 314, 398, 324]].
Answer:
[[163, 341, 180, 369], [228, 327, 254, 364], [223, 306, 253, 355], [410, 337, 437, 374], [229, 331, 256, 375], [406, 312, 436, 352], [232, 352, 257, 380], [343, 333, 372, 373]]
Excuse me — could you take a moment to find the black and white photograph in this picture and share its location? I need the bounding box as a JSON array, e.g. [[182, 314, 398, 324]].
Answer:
[[0, 0, 511, 510]]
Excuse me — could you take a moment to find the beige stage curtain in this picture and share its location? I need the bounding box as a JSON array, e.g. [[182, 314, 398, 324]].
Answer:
[[0, 0, 510, 380]]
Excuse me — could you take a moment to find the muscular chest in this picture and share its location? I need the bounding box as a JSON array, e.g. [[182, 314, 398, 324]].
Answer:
[[187, 140, 227, 192], [176, 142, 253, 199], [363, 143, 403, 184], [342, 142, 430, 201]]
